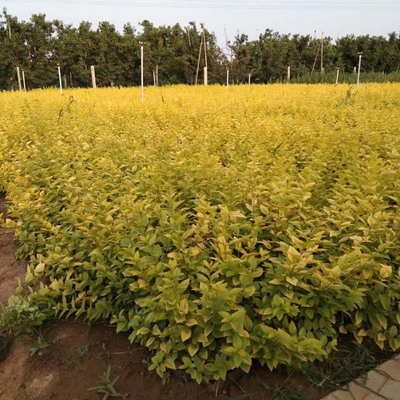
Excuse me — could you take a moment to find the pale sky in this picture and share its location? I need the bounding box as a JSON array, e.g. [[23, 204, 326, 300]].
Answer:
[[2, 0, 400, 45]]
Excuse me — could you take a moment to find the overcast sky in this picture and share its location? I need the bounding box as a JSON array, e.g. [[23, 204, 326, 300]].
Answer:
[[2, 0, 400, 45]]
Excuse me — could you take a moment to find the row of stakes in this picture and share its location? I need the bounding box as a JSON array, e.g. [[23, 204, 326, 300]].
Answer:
[[14, 52, 363, 98], [16, 64, 103, 94]]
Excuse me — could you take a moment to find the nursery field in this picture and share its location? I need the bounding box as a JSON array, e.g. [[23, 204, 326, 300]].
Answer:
[[1, 84, 400, 389]]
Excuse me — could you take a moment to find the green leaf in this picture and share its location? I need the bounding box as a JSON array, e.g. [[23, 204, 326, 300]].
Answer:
[[181, 328, 192, 342]]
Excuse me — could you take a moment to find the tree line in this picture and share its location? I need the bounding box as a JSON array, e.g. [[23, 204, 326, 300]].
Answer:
[[1, 9, 400, 90]]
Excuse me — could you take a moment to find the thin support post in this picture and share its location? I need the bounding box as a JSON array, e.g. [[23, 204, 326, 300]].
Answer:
[[357, 53, 362, 85], [140, 45, 144, 102], [22, 69, 26, 91], [90, 65, 97, 88], [320, 32, 324, 73], [203, 25, 208, 69], [203, 66, 208, 86], [155, 64, 159, 86], [311, 45, 320, 73], [58, 64, 63, 94], [203, 24, 208, 85], [16, 66, 22, 91], [195, 34, 203, 85]]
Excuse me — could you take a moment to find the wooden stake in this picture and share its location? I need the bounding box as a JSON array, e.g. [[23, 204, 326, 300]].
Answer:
[[202, 24, 208, 85], [16, 66, 22, 91], [320, 32, 324, 73], [57, 64, 63, 94], [312, 45, 320, 73], [22, 69, 26, 91], [90, 65, 97, 88], [7, 18, 12, 39], [195, 32, 203, 85], [202, 24, 208, 69], [156, 64, 159, 86], [357, 52, 363, 85], [140, 45, 144, 102]]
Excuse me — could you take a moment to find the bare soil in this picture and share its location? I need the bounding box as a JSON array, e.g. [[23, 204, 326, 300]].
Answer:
[[0, 194, 325, 400], [0, 194, 26, 304]]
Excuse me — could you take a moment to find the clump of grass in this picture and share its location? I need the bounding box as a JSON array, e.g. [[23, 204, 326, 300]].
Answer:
[[88, 365, 126, 399], [29, 328, 53, 357], [303, 339, 396, 393], [260, 373, 306, 400]]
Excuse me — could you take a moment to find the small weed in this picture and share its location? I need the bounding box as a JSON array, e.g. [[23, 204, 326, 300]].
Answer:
[[88, 365, 126, 399], [260, 374, 306, 400], [336, 85, 358, 107], [29, 329, 52, 357], [303, 339, 395, 393], [73, 344, 91, 361], [61, 344, 91, 368], [230, 374, 257, 400]]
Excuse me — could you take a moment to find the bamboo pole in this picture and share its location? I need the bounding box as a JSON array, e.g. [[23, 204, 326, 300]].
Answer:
[[140, 45, 144, 102], [357, 53, 363, 85], [22, 69, 26, 91], [195, 33, 203, 85], [57, 64, 63, 94], [16, 66, 22, 91], [320, 32, 324, 73], [202, 24, 208, 85]]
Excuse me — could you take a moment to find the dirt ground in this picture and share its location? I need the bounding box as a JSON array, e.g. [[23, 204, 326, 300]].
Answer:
[[0, 194, 325, 400], [0, 195, 26, 304]]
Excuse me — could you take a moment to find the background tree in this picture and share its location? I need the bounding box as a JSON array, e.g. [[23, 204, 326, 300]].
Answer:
[[1, 9, 28, 89], [0, 10, 399, 90]]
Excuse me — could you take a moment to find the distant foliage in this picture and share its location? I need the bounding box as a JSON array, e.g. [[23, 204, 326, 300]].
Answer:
[[0, 9, 400, 89], [229, 30, 400, 83]]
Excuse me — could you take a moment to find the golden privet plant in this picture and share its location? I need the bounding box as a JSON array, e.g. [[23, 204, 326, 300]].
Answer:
[[1, 84, 400, 382]]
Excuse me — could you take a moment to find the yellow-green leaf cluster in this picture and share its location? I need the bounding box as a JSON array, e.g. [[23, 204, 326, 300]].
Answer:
[[1, 84, 400, 381]]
